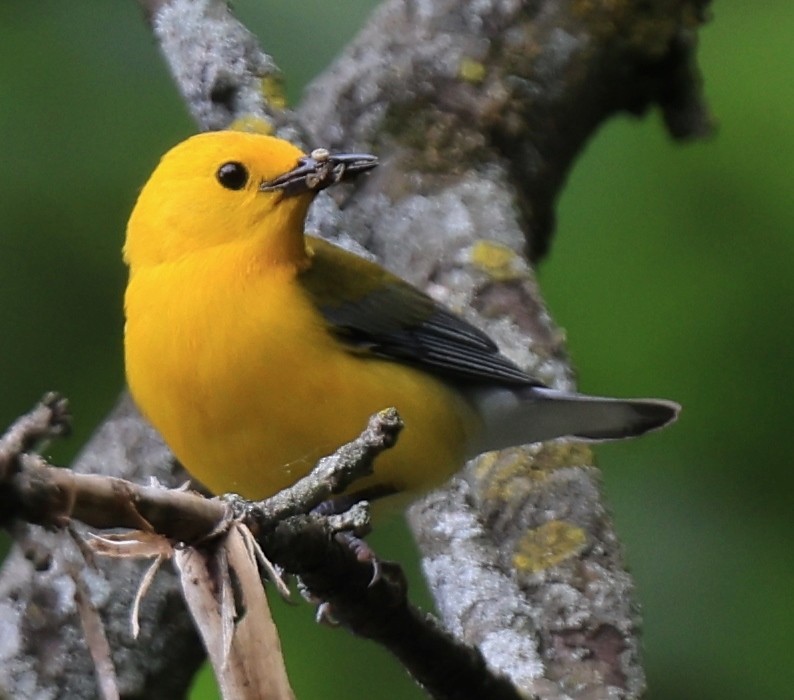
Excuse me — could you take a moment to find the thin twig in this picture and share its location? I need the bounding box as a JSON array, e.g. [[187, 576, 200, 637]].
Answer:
[[0, 392, 70, 480]]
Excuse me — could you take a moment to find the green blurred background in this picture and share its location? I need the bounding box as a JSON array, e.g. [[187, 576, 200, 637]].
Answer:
[[1, 2, 791, 699]]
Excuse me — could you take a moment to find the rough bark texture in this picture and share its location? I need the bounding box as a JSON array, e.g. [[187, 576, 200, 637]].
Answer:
[[0, 0, 710, 698], [299, 1, 709, 696]]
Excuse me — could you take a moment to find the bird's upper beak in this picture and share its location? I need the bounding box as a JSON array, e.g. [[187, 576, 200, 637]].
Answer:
[[260, 148, 378, 197]]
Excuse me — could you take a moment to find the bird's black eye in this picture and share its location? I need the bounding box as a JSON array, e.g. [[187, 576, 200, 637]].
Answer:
[[216, 162, 248, 190]]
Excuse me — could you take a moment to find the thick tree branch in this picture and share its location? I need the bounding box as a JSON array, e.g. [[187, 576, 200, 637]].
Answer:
[[0, 0, 711, 698], [296, 2, 710, 697], [299, 0, 712, 259]]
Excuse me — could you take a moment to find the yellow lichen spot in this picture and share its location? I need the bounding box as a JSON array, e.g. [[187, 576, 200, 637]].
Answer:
[[530, 442, 595, 471], [472, 442, 595, 504], [513, 520, 587, 573], [474, 448, 538, 502], [229, 114, 274, 135], [458, 58, 487, 84], [261, 75, 288, 110], [472, 451, 500, 481], [469, 240, 527, 281]]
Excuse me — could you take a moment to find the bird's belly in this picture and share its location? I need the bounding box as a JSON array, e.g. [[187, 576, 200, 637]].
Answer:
[[125, 274, 478, 500]]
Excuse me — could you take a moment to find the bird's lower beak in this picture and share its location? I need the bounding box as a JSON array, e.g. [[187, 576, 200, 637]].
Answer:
[[260, 148, 378, 197]]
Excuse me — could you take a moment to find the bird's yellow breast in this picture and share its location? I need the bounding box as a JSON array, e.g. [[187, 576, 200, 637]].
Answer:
[[124, 240, 479, 499]]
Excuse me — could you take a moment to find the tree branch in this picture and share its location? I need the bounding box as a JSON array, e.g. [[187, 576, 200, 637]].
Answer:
[[298, 0, 712, 259], [296, 2, 710, 696], [3, 398, 401, 543]]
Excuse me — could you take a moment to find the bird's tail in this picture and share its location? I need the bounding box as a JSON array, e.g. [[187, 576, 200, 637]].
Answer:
[[468, 386, 680, 457]]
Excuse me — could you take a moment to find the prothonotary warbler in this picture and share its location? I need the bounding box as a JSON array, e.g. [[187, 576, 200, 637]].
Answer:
[[123, 131, 679, 501]]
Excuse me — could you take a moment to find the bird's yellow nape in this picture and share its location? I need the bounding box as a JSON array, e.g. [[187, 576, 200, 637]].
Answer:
[[124, 131, 311, 270]]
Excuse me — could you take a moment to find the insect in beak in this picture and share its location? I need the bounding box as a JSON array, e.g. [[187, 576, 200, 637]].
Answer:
[[260, 148, 378, 197]]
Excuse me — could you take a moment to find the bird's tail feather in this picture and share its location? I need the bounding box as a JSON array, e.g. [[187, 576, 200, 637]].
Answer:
[[468, 386, 680, 457]]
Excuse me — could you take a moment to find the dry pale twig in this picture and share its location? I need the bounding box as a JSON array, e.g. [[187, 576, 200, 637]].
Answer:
[[175, 525, 295, 700], [67, 527, 121, 700]]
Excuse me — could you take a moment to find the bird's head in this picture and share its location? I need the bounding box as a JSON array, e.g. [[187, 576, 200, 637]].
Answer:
[[124, 131, 377, 270]]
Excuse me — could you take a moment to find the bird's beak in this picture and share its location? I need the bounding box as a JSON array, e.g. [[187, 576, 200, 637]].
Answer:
[[260, 148, 378, 197]]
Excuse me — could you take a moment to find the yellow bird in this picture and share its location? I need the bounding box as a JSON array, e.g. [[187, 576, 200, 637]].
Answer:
[[123, 131, 678, 501]]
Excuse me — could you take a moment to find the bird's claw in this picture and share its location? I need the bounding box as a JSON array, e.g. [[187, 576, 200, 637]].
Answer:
[[334, 530, 381, 586]]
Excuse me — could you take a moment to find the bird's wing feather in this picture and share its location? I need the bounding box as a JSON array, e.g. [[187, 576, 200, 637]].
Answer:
[[299, 237, 538, 386]]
